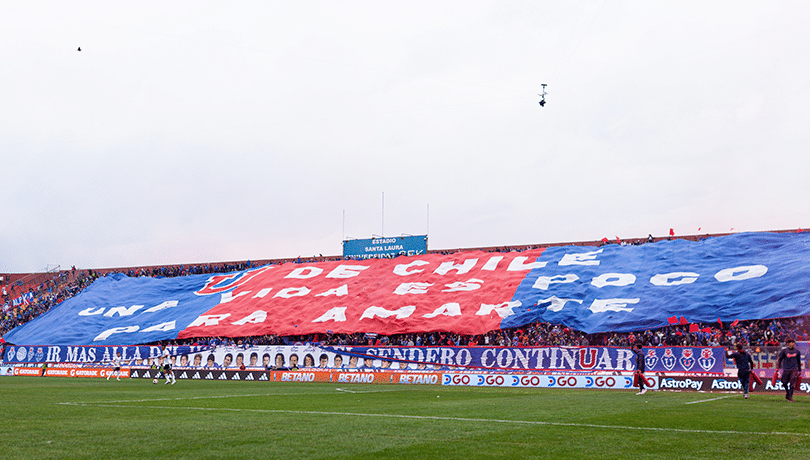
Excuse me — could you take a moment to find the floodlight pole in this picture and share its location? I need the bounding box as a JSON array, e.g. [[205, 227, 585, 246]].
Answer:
[[381, 192, 385, 237]]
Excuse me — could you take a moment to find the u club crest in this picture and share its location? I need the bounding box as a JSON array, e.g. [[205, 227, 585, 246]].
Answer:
[[644, 348, 659, 370], [698, 348, 716, 372], [680, 348, 695, 371], [661, 348, 677, 371]]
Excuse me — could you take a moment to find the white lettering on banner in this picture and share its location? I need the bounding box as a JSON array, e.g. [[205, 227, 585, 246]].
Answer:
[[360, 305, 416, 321], [616, 349, 635, 370], [481, 349, 496, 368], [394, 282, 433, 295], [559, 249, 603, 266], [456, 348, 473, 366], [591, 273, 636, 288], [79, 300, 179, 317], [399, 374, 438, 384], [274, 287, 311, 298], [433, 259, 478, 275], [442, 279, 483, 292], [512, 348, 537, 368], [253, 288, 273, 298], [104, 305, 145, 317], [589, 298, 639, 313], [220, 290, 251, 303], [650, 272, 700, 286], [546, 348, 577, 369], [527, 266, 767, 294], [281, 372, 316, 382], [660, 378, 704, 390], [93, 325, 139, 342], [326, 265, 369, 278], [440, 347, 455, 365], [337, 373, 376, 383], [711, 379, 742, 390], [596, 348, 614, 369], [143, 300, 178, 313], [188, 314, 232, 327], [538, 296, 582, 312], [315, 285, 348, 297], [480, 256, 503, 271], [715, 265, 767, 282], [533, 274, 579, 290], [142, 321, 175, 333], [393, 260, 429, 276], [507, 256, 547, 271], [232, 310, 267, 325], [46, 346, 61, 362], [423, 303, 461, 318], [312, 307, 347, 323], [476, 301, 521, 318], [285, 267, 323, 279]]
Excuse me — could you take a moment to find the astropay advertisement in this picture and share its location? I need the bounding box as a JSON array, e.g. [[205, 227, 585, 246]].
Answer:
[[442, 373, 659, 390]]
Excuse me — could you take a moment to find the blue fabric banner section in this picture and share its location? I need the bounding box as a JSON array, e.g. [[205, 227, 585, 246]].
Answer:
[[2, 344, 211, 364], [2, 273, 222, 346], [502, 232, 810, 334], [324, 345, 725, 373]]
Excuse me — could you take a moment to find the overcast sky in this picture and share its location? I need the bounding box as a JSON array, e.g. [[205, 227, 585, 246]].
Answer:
[[2, 1, 809, 273]]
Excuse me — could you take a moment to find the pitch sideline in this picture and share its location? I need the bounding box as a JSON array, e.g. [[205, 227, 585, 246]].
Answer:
[[56, 399, 810, 438]]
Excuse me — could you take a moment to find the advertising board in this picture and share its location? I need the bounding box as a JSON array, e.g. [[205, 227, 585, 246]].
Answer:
[[342, 235, 427, 259]]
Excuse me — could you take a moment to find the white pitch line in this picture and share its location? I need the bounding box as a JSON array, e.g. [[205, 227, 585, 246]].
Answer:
[[58, 388, 405, 405], [685, 396, 734, 405], [55, 402, 810, 438], [60, 392, 317, 404], [335, 388, 357, 393]]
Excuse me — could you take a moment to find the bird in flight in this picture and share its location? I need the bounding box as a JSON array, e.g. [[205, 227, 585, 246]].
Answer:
[[77, 47, 81, 51]]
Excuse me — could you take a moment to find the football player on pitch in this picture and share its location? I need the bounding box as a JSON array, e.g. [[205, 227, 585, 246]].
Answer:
[[107, 351, 123, 381], [156, 343, 176, 385]]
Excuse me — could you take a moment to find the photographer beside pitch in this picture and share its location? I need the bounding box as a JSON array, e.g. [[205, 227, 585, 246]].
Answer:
[[775, 338, 802, 402]]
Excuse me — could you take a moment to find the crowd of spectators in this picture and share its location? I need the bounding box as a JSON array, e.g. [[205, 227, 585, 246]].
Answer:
[[110, 261, 256, 279], [164, 315, 807, 352], [1, 270, 98, 337]]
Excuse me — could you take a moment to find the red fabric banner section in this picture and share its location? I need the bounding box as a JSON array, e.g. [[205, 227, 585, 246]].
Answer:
[[179, 249, 546, 339]]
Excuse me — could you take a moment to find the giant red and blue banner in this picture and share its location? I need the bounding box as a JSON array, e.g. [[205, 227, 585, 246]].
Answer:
[[3, 232, 810, 346]]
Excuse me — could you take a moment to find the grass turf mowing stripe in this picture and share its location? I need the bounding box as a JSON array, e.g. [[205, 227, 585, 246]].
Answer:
[[57, 387, 407, 404], [56, 401, 810, 438]]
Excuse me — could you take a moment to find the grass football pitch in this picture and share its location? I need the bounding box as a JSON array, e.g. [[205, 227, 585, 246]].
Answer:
[[1, 377, 808, 459]]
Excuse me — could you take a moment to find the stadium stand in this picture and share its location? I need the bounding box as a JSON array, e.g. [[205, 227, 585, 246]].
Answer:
[[2, 231, 808, 347]]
